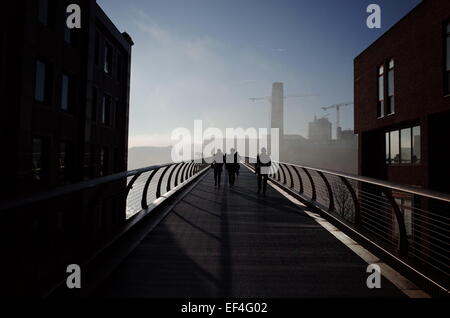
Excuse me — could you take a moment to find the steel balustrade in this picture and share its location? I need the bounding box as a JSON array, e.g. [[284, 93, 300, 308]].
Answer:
[[0, 158, 210, 297], [243, 157, 450, 294]]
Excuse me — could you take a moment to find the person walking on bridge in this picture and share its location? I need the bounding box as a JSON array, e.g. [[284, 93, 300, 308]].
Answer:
[[212, 149, 224, 188], [225, 148, 238, 187], [255, 147, 271, 196]]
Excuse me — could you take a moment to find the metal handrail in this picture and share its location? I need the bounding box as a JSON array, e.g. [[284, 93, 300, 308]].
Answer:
[[0, 160, 208, 213], [247, 157, 450, 203], [245, 157, 450, 294]]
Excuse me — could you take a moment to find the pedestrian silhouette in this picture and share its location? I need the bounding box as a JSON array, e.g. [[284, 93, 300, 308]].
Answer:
[[255, 147, 271, 196], [212, 149, 224, 188], [225, 148, 238, 187], [235, 151, 241, 178]]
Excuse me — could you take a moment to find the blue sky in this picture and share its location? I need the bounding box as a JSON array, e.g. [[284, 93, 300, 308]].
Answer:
[[98, 0, 421, 147]]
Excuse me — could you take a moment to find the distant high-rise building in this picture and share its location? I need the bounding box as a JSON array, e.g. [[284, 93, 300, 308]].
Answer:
[[308, 116, 332, 142], [271, 82, 284, 136]]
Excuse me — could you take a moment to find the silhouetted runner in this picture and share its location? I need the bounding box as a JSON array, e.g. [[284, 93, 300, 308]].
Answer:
[[212, 149, 224, 188], [255, 147, 271, 196]]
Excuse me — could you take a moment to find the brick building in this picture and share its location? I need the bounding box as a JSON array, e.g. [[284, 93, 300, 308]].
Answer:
[[354, 0, 450, 194], [0, 0, 133, 199]]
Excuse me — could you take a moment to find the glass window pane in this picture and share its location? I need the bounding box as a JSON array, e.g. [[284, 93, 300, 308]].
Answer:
[[412, 126, 421, 164], [400, 128, 412, 164], [58, 142, 67, 180], [388, 70, 394, 96], [379, 65, 384, 75], [385, 132, 390, 163], [64, 26, 71, 43], [61, 74, 69, 110], [389, 59, 394, 69], [447, 36, 450, 71], [390, 130, 400, 164], [32, 138, 43, 180], [35, 60, 46, 102], [378, 75, 384, 100], [38, 0, 48, 25]]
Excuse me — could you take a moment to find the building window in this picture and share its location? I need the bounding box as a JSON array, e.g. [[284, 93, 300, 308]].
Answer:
[[32, 138, 44, 181], [92, 87, 98, 121], [100, 147, 108, 177], [61, 74, 70, 111], [377, 65, 384, 118], [35, 60, 48, 102], [94, 31, 100, 66], [412, 126, 421, 164], [38, 0, 48, 25], [400, 128, 411, 164], [101, 94, 112, 125], [390, 130, 400, 164], [116, 53, 123, 81], [104, 42, 113, 74], [387, 59, 395, 114], [386, 126, 421, 165], [64, 25, 71, 44], [446, 23, 450, 94], [57, 141, 69, 181]]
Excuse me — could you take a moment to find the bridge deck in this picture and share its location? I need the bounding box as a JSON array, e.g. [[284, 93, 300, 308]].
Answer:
[[96, 166, 405, 297]]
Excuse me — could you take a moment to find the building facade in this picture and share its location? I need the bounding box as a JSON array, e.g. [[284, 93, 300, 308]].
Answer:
[[308, 116, 332, 143], [0, 0, 133, 199], [354, 0, 450, 194]]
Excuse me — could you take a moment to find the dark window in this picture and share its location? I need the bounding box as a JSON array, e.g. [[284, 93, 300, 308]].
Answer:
[[57, 141, 69, 181], [400, 128, 411, 164], [32, 138, 43, 181], [38, 0, 48, 25], [386, 126, 421, 165], [100, 147, 108, 177], [101, 94, 111, 125], [92, 87, 98, 121], [104, 42, 113, 74], [412, 126, 421, 164], [390, 130, 399, 164], [35, 60, 47, 102], [446, 23, 450, 94], [116, 53, 123, 81], [61, 74, 70, 110], [377, 65, 384, 118], [94, 31, 100, 66], [64, 25, 71, 44], [387, 59, 395, 114], [385, 132, 390, 164]]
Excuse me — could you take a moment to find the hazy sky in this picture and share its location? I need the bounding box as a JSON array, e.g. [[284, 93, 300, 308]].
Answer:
[[97, 0, 421, 147]]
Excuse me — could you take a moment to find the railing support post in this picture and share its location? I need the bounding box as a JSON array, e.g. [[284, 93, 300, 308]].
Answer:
[[317, 171, 334, 212], [382, 189, 409, 255], [302, 168, 316, 201], [156, 165, 172, 198], [292, 166, 304, 194], [339, 177, 361, 228], [141, 168, 160, 209]]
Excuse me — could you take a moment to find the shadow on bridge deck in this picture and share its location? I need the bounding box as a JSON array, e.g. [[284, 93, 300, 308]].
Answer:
[[95, 165, 405, 298]]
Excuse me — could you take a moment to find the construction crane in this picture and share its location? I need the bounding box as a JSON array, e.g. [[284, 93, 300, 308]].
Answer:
[[321, 102, 353, 137], [249, 94, 319, 103]]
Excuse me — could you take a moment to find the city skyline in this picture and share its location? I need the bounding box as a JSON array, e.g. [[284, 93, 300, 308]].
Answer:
[[98, 0, 421, 147]]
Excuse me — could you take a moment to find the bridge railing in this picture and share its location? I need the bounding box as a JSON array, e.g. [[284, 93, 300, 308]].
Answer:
[[243, 157, 449, 295], [0, 159, 210, 297]]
